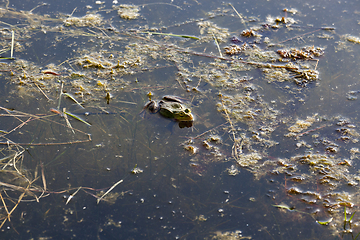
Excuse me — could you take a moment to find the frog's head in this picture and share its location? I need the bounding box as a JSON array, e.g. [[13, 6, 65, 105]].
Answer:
[[173, 108, 193, 121]]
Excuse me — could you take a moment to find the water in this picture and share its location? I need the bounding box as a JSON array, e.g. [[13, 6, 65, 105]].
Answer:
[[0, 0, 359, 239]]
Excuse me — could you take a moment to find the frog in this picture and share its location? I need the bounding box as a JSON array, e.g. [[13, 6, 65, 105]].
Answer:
[[143, 95, 193, 122]]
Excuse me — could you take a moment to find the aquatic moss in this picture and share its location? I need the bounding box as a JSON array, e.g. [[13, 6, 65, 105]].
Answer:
[[346, 35, 360, 44], [117, 4, 140, 20], [64, 14, 103, 27], [286, 115, 318, 134], [197, 21, 230, 43]]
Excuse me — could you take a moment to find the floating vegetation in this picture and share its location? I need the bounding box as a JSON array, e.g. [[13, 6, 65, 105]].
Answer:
[[285, 114, 319, 136], [241, 28, 262, 38], [63, 14, 104, 27], [224, 43, 250, 55], [131, 164, 143, 175], [347, 90, 360, 100], [211, 230, 251, 239], [116, 4, 141, 20], [248, 114, 360, 235], [277, 46, 325, 59], [0, 1, 359, 239], [198, 21, 230, 42], [346, 35, 360, 44]]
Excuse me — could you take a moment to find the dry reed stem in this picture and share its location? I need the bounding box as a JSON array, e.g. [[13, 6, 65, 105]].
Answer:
[[0, 180, 34, 229], [33, 81, 50, 100], [0, 192, 10, 220], [40, 163, 46, 192], [7, 184, 30, 216], [97, 179, 123, 204], [66, 186, 81, 205], [0, 181, 30, 193], [11, 151, 22, 179], [0, 135, 92, 146], [229, 3, 247, 29], [2, 149, 24, 170], [57, 82, 64, 110], [1, 107, 27, 124], [0, 176, 40, 199], [0, 107, 92, 145], [63, 108, 75, 134], [10, 30, 14, 58], [212, 33, 222, 58]]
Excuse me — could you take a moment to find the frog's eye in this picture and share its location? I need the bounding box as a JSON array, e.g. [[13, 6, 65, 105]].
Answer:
[[184, 109, 191, 113], [178, 112, 184, 116]]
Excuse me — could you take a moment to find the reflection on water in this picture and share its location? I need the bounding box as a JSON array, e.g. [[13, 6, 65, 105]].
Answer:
[[0, 0, 359, 239]]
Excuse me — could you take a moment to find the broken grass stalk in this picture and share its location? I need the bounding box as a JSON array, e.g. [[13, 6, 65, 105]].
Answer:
[[212, 33, 222, 58], [63, 108, 75, 134], [63, 110, 91, 126], [229, 3, 247, 29], [57, 82, 64, 110], [10, 30, 14, 59], [40, 162, 47, 192], [344, 206, 356, 229], [356, 233, 360, 240], [0, 192, 10, 221], [97, 179, 123, 204], [0, 178, 39, 229], [66, 186, 82, 205], [63, 92, 85, 109]]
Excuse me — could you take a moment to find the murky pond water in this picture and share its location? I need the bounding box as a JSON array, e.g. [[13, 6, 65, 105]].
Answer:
[[0, 0, 360, 239]]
